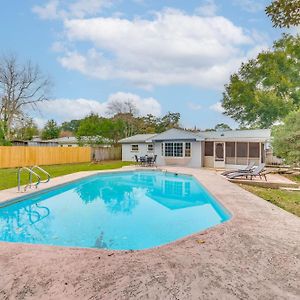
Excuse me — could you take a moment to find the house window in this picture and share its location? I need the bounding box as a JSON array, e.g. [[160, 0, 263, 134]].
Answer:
[[165, 143, 174, 157], [161, 143, 164, 156], [164, 143, 184, 157], [174, 143, 183, 157], [205, 141, 214, 156], [147, 144, 154, 152], [131, 144, 139, 151], [185, 142, 191, 157]]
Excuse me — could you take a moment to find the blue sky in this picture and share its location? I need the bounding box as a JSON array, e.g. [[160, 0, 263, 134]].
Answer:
[[0, 0, 283, 129]]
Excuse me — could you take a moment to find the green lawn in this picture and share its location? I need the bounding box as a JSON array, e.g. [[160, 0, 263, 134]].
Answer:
[[239, 184, 300, 217], [283, 174, 300, 184], [0, 161, 134, 191]]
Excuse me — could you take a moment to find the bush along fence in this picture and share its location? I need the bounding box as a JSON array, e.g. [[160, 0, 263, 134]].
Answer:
[[0, 146, 91, 168]]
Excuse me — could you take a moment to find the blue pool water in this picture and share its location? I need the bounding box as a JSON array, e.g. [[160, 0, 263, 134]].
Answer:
[[0, 171, 230, 250]]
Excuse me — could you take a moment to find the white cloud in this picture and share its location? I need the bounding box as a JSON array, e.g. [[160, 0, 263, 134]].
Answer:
[[188, 102, 202, 110], [195, 0, 218, 17], [35, 93, 162, 124], [56, 9, 262, 89], [233, 0, 265, 13], [32, 0, 112, 20], [209, 102, 224, 113], [107, 92, 161, 116]]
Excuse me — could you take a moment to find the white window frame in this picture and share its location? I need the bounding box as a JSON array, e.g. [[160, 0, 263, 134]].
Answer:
[[185, 142, 191, 157], [147, 144, 154, 152], [131, 144, 139, 152], [162, 142, 192, 158]]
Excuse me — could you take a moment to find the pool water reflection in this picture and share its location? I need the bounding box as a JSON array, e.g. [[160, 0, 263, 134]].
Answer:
[[0, 171, 230, 250]]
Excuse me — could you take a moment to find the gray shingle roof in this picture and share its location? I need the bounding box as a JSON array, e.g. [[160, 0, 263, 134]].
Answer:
[[119, 129, 271, 143], [197, 129, 271, 141], [119, 134, 157, 143], [149, 128, 203, 142]]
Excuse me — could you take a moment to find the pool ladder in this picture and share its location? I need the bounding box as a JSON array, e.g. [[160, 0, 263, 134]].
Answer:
[[18, 166, 51, 192]]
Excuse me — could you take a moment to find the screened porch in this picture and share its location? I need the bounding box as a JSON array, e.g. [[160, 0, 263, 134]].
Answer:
[[203, 141, 265, 168]]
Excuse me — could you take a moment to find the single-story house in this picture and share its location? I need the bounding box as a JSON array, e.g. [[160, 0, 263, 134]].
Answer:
[[11, 138, 58, 147], [49, 136, 79, 147], [119, 128, 272, 168]]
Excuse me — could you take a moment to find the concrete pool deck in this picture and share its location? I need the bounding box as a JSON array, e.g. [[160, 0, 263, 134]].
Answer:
[[0, 166, 299, 299]]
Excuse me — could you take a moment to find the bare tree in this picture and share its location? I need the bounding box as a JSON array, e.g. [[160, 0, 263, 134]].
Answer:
[[0, 54, 51, 140], [107, 99, 138, 116]]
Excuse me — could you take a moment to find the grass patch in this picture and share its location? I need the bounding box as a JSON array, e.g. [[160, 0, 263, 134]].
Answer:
[[239, 184, 300, 217], [283, 174, 300, 184], [0, 161, 134, 191]]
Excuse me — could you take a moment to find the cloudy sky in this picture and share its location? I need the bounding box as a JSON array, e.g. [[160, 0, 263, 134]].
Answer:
[[1, 0, 283, 129]]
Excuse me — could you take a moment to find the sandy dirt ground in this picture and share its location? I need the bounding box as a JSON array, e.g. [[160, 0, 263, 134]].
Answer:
[[0, 167, 299, 300]]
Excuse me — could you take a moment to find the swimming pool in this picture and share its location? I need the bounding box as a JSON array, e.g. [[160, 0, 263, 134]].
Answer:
[[0, 171, 230, 250]]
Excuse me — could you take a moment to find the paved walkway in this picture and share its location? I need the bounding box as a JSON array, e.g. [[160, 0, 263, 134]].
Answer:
[[0, 167, 299, 299]]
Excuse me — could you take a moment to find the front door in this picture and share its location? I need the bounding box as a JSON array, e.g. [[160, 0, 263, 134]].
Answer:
[[214, 142, 225, 168]]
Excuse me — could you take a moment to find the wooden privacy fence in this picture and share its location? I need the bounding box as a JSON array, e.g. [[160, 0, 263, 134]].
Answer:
[[92, 146, 121, 161], [0, 146, 91, 168]]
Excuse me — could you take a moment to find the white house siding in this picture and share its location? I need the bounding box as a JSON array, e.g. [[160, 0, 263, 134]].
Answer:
[[120, 128, 272, 168], [154, 141, 202, 168], [122, 143, 154, 161]]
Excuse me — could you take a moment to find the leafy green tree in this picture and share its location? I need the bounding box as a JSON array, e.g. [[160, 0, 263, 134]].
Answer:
[[214, 123, 231, 131], [42, 119, 60, 140], [0, 121, 11, 145], [75, 111, 182, 144], [222, 34, 300, 128], [272, 109, 300, 165], [156, 112, 181, 132], [266, 0, 300, 28], [61, 119, 81, 133], [134, 114, 157, 134], [77, 114, 126, 144], [15, 118, 39, 140]]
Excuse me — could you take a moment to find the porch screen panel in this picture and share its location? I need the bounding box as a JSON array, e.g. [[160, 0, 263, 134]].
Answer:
[[249, 143, 259, 157], [225, 142, 235, 164], [205, 142, 213, 156], [261, 143, 265, 163], [237, 142, 248, 165], [248, 142, 260, 165]]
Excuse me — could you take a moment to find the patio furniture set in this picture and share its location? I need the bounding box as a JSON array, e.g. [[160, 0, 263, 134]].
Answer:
[[135, 155, 157, 167]]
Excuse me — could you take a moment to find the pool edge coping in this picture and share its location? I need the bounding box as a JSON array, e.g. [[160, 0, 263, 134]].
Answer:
[[0, 166, 234, 252]]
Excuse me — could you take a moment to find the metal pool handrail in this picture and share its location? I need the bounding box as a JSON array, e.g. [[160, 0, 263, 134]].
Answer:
[[18, 167, 41, 192], [30, 165, 51, 184]]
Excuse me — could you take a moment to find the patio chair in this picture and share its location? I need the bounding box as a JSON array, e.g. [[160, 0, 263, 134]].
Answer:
[[134, 155, 142, 166], [221, 161, 256, 176], [227, 163, 267, 181], [148, 155, 157, 167], [140, 155, 147, 167], [152, 155, 157, 167]]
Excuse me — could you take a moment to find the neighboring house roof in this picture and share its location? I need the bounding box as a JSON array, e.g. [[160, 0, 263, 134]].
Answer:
[[197, 129, 271, 142], [118, 128, 271, 144], [49, 137, 78, 144], [119, 134, 157, 144], [148, 128, 204, 142], [48, 136, 113, 144]]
